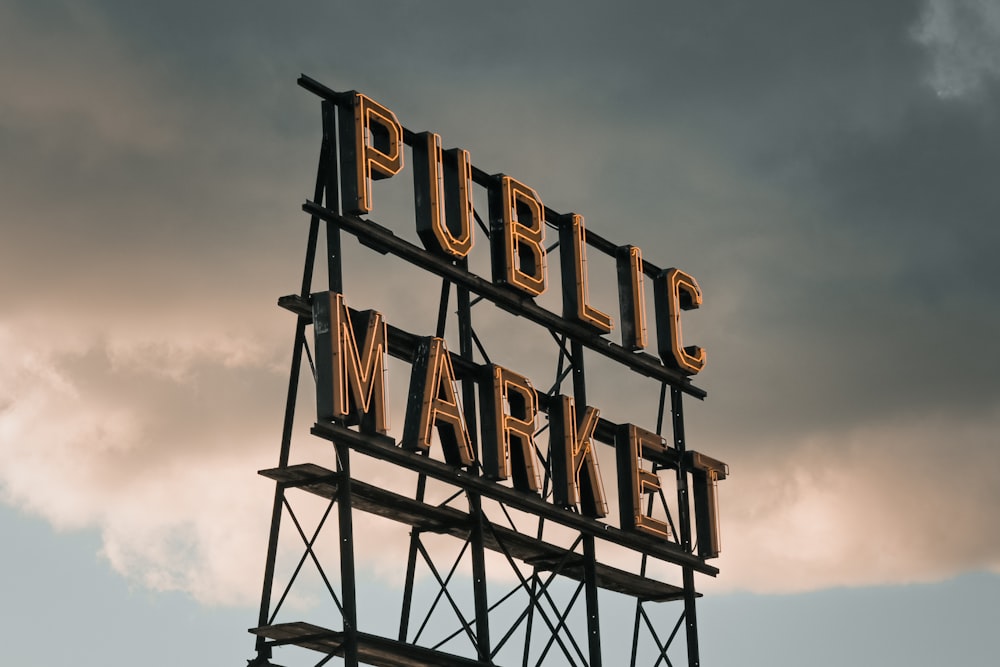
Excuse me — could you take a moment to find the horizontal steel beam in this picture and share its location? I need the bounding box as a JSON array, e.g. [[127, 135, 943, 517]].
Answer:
[[252, 622, 492, 667], [262, 463, 689, 601], [310, 420, 718, 576], [301, 201, 706, 399]]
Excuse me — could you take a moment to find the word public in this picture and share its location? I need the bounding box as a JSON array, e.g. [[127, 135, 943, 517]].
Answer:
[[335, 92, 706, 376]]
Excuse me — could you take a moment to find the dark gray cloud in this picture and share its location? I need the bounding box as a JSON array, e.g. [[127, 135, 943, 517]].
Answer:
[[2, 0, 998, 599]]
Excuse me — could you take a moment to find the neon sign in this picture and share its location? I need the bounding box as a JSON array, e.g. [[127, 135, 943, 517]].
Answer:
[[308, 88, 727, 552], [251, 76, 733, 667]]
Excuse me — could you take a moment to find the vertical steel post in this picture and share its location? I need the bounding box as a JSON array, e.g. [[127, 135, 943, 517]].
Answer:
[[458, 277, 491, 662], [397, 469, 426, 643], [671, 386, 700, 667], [335, 445, 359, 667], [399, 280, 448, 642], [253, 105, 330, 660], [570, 341, 602, 667], [582, 535, 601, 667], [327, 99, 359, 667]]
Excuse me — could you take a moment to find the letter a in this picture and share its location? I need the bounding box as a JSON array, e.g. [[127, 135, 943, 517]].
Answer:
[[402, 337, 474, 466]]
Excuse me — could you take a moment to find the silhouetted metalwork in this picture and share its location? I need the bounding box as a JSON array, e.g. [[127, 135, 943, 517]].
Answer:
[[248, 75, 725, 667]]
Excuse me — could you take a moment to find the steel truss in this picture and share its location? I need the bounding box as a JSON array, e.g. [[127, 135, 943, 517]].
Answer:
[[248, 76, 714, 667]]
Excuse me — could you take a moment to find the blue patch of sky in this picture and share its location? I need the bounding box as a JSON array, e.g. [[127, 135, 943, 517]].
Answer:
[[3, 502, 995, 666]]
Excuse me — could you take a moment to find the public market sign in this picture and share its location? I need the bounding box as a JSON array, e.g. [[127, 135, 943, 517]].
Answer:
[[307, 85, 726, 560]]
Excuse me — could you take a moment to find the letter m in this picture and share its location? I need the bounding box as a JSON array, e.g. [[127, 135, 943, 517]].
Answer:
[[313, 291, 389, 434]]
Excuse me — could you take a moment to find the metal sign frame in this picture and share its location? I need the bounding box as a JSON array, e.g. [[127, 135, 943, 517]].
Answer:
[[247, 75, 726, 667]]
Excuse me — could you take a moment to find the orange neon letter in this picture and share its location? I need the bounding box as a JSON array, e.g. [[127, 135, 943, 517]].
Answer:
[[413, 132, 474, 258], [401, 336, 474, 466], [559, 214, 613, 334], [340, 93, 403, 215], [549, 395, 608, 518], [489, 175, 547, 297], [688, 451, 728, 559], [616, 245, 647, 351], [479, 364, 541, 493], [654, 268, 706, 375], [312, 291, 389, 434], [615, 423, 672, 540]]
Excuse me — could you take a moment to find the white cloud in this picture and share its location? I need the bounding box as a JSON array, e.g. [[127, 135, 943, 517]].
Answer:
[[914, 0, 1000, 98], [106, 332, 280, 382], [0, 323, 284, 605], [703, 406, 1000, 593]]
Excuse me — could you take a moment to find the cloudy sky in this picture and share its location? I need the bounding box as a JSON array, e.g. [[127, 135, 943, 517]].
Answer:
[[2, 1, 999, 665]]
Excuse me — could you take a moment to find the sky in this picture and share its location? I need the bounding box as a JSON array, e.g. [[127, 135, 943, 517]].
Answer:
[[1, 0, 999, 665]]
